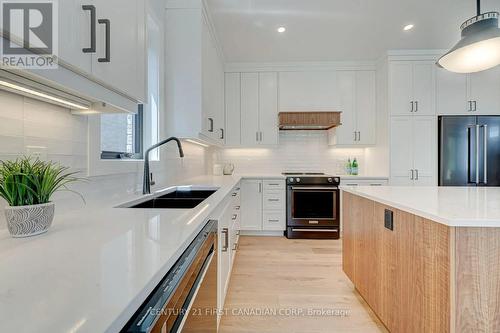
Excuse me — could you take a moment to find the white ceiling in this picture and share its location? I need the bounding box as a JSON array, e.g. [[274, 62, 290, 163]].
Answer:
[[206, 0, 500, 62]]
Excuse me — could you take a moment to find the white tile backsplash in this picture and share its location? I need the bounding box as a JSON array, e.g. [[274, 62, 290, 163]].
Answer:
[[215, 131, 370, 175]]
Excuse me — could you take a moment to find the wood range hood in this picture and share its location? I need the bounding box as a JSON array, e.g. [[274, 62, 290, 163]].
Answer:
[[278, 112, 341, 130]]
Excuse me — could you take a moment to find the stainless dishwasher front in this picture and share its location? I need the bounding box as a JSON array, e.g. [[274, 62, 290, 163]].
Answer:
[[122, 220, 218, 333]]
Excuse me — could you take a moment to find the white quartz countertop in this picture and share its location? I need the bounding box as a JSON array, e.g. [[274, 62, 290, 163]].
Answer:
[[0, 174, 253, 333], [341, 186, 500, 227]]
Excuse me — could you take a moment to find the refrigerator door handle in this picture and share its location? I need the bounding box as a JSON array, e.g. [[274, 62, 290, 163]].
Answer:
[[476, 124, 480, 184], [483, 124, 488, 184]]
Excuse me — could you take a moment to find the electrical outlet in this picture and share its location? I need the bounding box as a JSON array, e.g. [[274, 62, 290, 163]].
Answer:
[[25, 146, 48, 160], [384, 209, 394, 231]]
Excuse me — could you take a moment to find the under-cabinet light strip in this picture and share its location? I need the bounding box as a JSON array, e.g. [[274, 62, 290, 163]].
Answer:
[[0, 80, 89, 110]]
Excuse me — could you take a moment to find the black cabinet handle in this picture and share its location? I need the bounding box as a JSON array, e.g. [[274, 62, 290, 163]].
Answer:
[[208, 118, 214, 132], [82, 5, 96, 53], [98, 19, 110, 62], [220, 128, 224, 140]]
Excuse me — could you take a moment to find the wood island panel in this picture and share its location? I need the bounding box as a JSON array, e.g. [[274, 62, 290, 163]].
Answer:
[[343, 192, 451, 333], [454, 228, 500, 332]]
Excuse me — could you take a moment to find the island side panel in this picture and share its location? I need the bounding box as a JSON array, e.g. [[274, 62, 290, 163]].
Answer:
[[342, 191, 451, 333], [342, 192, 355, 282], [455, 227, 500, 333]]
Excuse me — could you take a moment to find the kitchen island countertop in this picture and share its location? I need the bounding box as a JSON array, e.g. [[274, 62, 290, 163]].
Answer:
[[341, 185, 500, 227]]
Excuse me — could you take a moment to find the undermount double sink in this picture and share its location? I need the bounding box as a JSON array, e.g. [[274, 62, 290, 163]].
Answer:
[[120, 186, 219, 209]]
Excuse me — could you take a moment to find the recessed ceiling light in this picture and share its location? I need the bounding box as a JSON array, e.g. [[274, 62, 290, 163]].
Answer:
[[403, 24, 414, 31], [277, 26, 286, 33]]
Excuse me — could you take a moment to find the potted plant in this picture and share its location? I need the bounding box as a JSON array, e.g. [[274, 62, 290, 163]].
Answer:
[[0, 157, 83, 238]]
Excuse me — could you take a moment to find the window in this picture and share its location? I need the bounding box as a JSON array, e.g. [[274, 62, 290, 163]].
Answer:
[[100, 105, 143, 159]]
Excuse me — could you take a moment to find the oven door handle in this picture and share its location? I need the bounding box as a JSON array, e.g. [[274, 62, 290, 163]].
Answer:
[[290, 186, 338, 190]]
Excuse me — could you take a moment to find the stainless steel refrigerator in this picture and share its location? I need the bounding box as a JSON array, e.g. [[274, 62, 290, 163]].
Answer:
[[439, 116, 500, 186]]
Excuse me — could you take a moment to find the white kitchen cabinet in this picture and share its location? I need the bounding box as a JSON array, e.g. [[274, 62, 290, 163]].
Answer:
[[390, 116, 414, 185], [258, 72, 279, 145], [436, 68, 468, 115], [240, 73, 260, 146], [412, 116, 437, 185], [436, 66, 500, 115], [390, 116, 437, 186], [331, 71, 355, 144], [469, 67, 500, 114], [216, 184, 241, 318], [262, 211, 286, 231], [389, 61, 435, 115], [329, 70, 376, 145], [6, 0, 147, 112], [240, 179, 263, 230], [238, 72, 278, 146], [165, 4, 225, 145], [240, 178, 286, 232], [202, 21, 225, 143], [224, 73, 241, 146], [218, 200, 232, 302], [91, 0, 146, 101], [58, 0, 92, 73], [279, 71, 338, 111]]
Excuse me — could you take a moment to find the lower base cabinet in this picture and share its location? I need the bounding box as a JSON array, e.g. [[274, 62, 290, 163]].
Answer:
[[240, 178, 286, 232], [343, 191, 500, 333], [216, 184, 241, 325]]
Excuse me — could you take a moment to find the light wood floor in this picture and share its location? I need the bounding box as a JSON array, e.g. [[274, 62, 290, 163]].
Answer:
[[219, 236, 388, 333]]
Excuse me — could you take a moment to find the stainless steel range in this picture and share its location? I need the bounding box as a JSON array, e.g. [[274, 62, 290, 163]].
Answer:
[[283, 173, 340, 239]]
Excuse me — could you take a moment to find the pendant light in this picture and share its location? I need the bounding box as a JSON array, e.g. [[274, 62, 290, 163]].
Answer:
[[437, 0, 500, 73]]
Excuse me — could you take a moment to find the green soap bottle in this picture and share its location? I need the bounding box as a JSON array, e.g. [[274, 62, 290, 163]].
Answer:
[[351, 158, 358, 176]]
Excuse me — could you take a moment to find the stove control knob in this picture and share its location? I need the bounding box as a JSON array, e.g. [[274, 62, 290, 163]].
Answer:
[[289, 178, 294, 183], [327, 177, 333, 183], [296, 178, 301, 183]]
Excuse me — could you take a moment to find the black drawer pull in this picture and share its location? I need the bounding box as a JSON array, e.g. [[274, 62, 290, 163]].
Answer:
[[98, 19, 110, 62], [82, 5, 96, 53]]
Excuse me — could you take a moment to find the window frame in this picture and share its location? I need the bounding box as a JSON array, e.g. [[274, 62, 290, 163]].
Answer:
[[100, 105, 144, 160]]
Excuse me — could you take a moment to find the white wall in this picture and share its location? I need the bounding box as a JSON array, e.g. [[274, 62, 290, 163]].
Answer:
[[0, 90, 212, 230], [214, 130, 372, 175]]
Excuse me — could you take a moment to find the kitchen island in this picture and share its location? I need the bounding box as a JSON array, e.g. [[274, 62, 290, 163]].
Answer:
[[341, 186, 500, 333]]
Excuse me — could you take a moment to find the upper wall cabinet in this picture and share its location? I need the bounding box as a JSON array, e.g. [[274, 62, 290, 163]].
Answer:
[[328, 70, 376, 146], [57, 0, 146, 102], [437, 66, 500, 115], [279, 71, 338, 111], [58, 0, 92, 74], [165, 2, 225, 145], [90, 0, 146, 102], [6, 0, 147, 112], [225, 72, 279, 147], [389, 61, 435, 116]]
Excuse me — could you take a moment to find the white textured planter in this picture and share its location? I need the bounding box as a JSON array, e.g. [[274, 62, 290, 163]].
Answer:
[[4, 202, 55, 238]]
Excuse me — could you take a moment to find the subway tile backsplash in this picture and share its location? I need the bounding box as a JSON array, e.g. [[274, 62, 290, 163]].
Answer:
[[215, 130, 368, 175]]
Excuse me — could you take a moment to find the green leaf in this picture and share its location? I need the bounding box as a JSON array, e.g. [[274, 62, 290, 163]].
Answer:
[[0, 156, 85, 206]]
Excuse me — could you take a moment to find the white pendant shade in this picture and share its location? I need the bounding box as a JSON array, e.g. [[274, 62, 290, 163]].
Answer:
[[439, 37, 500, 73], [438, 11, 500, 73]]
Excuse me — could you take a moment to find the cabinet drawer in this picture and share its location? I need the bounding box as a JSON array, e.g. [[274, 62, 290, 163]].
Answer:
[[263, 212, 286, 231], [263, 180, 285, 191], [263, 193, 285, 210]]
